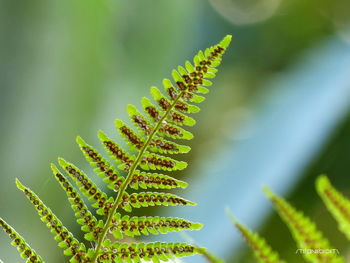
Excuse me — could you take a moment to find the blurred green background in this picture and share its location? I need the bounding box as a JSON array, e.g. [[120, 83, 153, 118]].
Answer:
[[1, 0, 350, 262]]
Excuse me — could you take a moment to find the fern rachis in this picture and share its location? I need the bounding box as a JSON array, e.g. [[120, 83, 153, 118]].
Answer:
[[0, 35, 232, 263]]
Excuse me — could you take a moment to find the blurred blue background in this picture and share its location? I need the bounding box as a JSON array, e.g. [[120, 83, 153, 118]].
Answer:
[[1, 0, 350, 262]]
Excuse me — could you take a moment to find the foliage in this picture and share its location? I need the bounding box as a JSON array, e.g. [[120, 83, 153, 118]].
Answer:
[[226, 209, 285, 263], [316, 175, 350, 241], [232, 175, 349, 263], [0, 35, 232, 263], [0, 217, 43, 263]]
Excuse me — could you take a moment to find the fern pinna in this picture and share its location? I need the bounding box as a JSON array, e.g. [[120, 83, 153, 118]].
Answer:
[[226, 209, 285, 263], [316, 175, 350, 241], [0, 35, 232, 263]]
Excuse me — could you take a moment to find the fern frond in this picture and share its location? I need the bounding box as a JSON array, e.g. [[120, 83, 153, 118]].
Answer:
[[89, 35, 231, 262], [2, 35, 231, 262], [264, 187, 344, 263], [16, 179, 87, 262], [316, 175, 350, 240], [0, 217, 44, 263], [226, 209, 285, 263]]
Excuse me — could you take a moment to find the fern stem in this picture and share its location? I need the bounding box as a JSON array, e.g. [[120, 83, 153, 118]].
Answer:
[[91, 90, 185, 262]]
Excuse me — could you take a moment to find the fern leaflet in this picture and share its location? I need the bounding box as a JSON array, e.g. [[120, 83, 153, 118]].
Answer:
[[316, 175, 350, 241], [16, 179, 88, 262], [0, 217, 43, 263], [226, 208, 285, 263]]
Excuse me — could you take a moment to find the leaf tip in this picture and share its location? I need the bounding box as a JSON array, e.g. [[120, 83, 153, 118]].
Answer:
[[97, 129, 106, 138], [220, 35, 233, 48], [180, 181, 189, 189], [180, 161, 188, 169], [76, 135, 85, 145], [50, 162, 57, 170], [57, 157, 67, 167], [188, 200, 197, 206], [193, 222, 204, 230], [15, 178, 25, 190], [316, 174, 330, 191], [225, 206, 237, 224], [150, 86, 158, 93], [126, 104, 136, 112], [114, 119, 122, 127], [195, 246, 207, 253], [262, 186, 274, 199]]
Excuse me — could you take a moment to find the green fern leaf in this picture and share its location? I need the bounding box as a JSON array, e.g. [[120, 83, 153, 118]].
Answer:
[[0, 217, 44, 263], [2, 35, 231, 262], [264, 187, 344, 263], [98, 130, 135, 172], [119, 192, 196, 212], [88, 34, 231, 262], [116, 119, 146, 152], [76, 136, 125, 192], [58, 158, 114, 216], [97, 240, 198, 263], [16, 179, 87, 262], [109, 214, 202, 239], [51, 164, 105, 242], [226, 208, 285, 263], [138, 152, 188, 171], [316, 175, 350, 240], [129, 170, 188, 190]]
